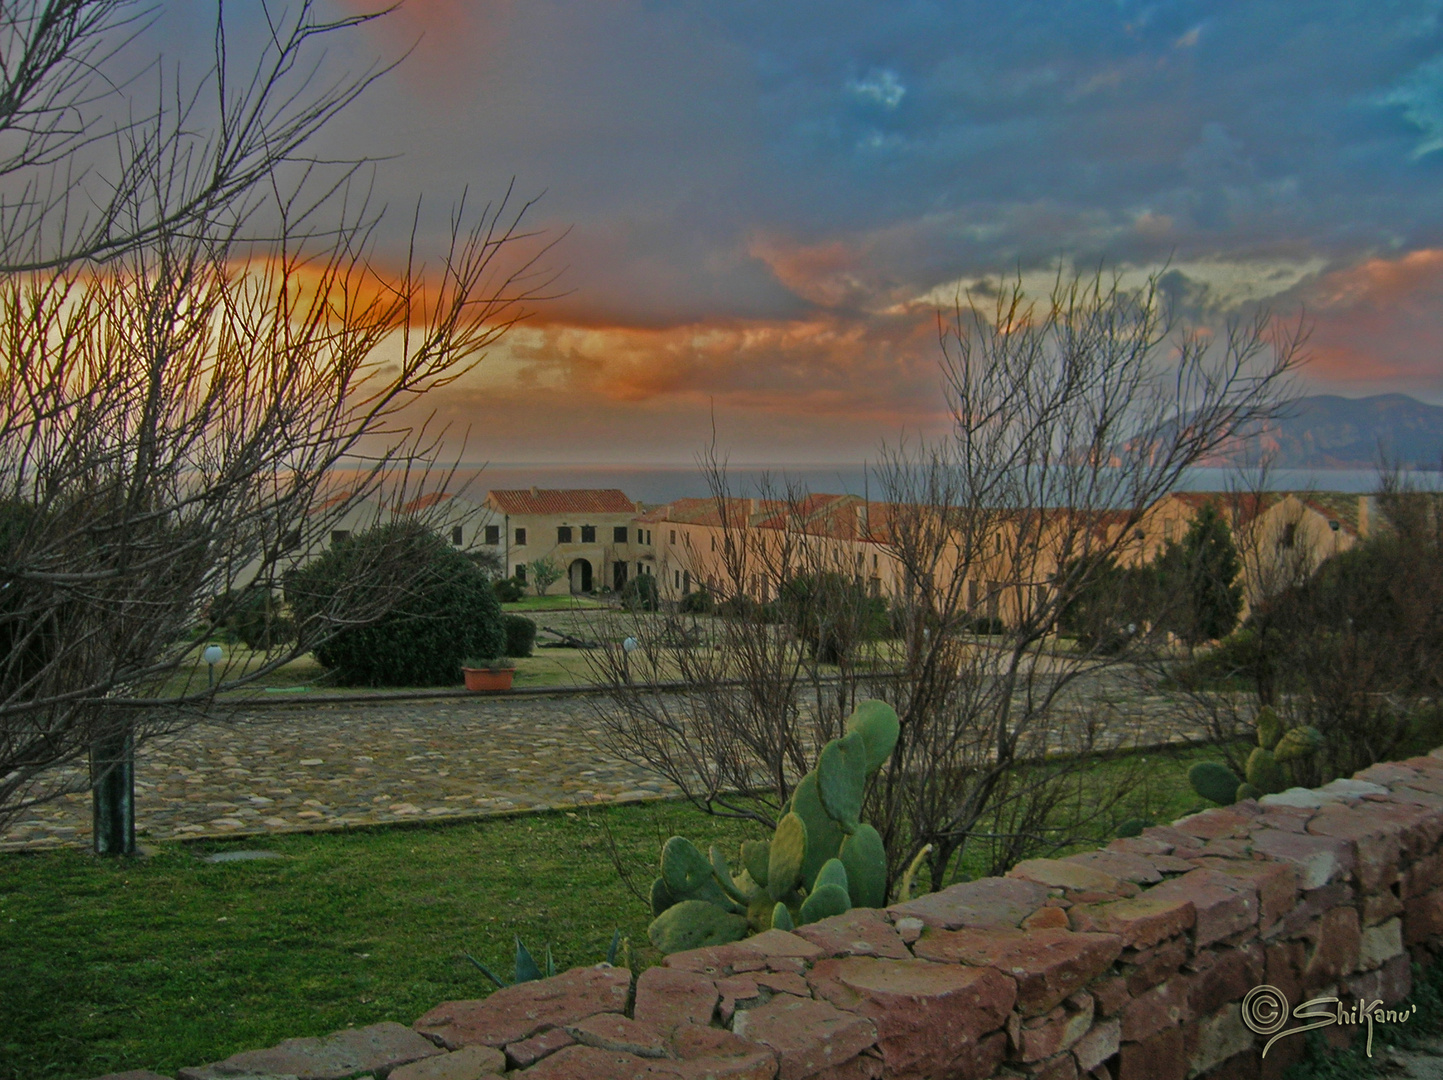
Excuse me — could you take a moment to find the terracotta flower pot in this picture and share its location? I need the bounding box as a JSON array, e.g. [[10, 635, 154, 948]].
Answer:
[[462, 667, 514, 692]]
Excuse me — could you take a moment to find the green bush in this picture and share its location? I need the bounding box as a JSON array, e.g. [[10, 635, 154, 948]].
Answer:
[[286, 521, 505, 686], [493, 576, 524, 603], [211, 586, 294, 650], [504, 614, 537, 657], [622, 574, 659, 612], [679, 588, 714, 614]]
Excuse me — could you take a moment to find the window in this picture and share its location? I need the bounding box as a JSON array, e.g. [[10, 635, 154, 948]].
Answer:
[[485, 524, 500, 545], [283, 529, 301, 549], [968, 579, 980, 608], [710, 535, 716, 552], [515, 527, 527, 545], [330, 529, 350, 546], [581, 525, 596, 543], [1281, 523, 1297, 549], [614, 526, 628, 543], [675, 570, 681, 589], [516, 564, 527, 582], [873, 553, 878, 571], [558, 526, 573, 543], [670, 529, 677, 544], [451, 525, 464, 546], [683, 570, 691, 594], [647, 530, 652, 545]]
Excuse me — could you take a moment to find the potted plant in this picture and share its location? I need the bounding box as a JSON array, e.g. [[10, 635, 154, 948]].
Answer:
[[461, 657, 516, 692]]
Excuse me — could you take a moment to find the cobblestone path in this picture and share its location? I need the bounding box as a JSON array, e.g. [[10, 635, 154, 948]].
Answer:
[[0, 695, 680, 851]]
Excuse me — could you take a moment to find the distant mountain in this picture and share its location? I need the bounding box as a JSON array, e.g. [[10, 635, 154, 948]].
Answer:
[[1200, 394, 1443, 470]]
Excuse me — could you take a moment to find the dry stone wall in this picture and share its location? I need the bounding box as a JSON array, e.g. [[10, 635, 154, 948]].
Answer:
[[88, 747, 1443, 1080]]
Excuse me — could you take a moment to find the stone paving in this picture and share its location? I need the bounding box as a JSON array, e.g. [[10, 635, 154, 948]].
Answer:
[[0, 694, 682, 851]]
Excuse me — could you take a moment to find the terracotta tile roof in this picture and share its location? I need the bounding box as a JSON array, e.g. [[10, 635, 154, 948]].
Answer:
[[400, 492, 455, 514], [487, 488, 637, 515]]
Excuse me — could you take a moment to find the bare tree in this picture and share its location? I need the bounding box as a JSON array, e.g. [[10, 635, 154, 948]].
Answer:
[[0, 3, 557, 845], [589, 268, 1302, 893]]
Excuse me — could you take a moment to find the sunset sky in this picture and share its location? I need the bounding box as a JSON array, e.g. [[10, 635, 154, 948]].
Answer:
[[179, 2, 1443, 462]]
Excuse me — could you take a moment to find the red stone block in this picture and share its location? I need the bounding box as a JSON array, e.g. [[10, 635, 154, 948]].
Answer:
[[1090, 976, 1130, 1018], [505, 1028, 577, 1069], [1118, 977, 1191, 1043], [1174, 810, 1253, 841], [1115, 1025, 1186, 1080], [1025, 1051, 1080, 1080], [1063, 850, 1163, 885], [1146, 870, 1258, 947], [948, 1031, 1008, 1080], [521, 1044, 675, 1080], [1307, 805, 1406, 891], [1068, 895, 1195, 950], [1072, 1018, 1121, 1073], [1140, 826, 1206, 856], [1120, 935, 1188, 995], [415, 968, 632, 1048], [1204, 860, 1298, 934], [634, 967, 720, 1032], [1301, 906, 1362, 988], [1403, 887, 1443, 944], [566, 1014, 669, 1058], [807, 956, 1013, 1077], [670, 1026, 779, 1080], [1361, 890, 1405, 926], [666, 944, 770, 977], [1182, 947, 1254, 1016], [1016, 992, 1095, 1062], [1264, 940, 1306, 1006], [1108, 837, 1174, 857], [912, 926, 1121, 1015], [743, 930, 826, 962], [731, 995, 876, 1080], [1250, 830, 1355, 891], [887, 877, 1050, 930], [805, 1053, 880, 1080], [793, 909, 910, 960], [1024, 906, 1074, 931], [1271, 881, 1355, 940], [1403, 853, 1443, 898], [1009, 858, 1135, 897]]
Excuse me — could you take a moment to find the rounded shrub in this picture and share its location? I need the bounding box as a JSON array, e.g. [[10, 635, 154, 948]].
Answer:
[[504, 614, 537, 657], [492, 576, 524, 603], [623, 574, 659, 612], [679, 588, 714, 615], [286, 521, 505, 686], [212, 586, 294, 650]]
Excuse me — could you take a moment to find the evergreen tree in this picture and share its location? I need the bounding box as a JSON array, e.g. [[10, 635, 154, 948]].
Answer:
[[1159, 501, 1243, 644]]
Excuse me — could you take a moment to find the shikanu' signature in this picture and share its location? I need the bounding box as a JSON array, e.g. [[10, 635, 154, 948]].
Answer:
[[1242, 985, 1418, 1057]]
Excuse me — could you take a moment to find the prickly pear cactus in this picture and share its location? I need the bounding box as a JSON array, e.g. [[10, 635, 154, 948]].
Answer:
[[645, 699, 899, 953], [1188, 761, 1242, 805], [1188, 708, 1327, 806]]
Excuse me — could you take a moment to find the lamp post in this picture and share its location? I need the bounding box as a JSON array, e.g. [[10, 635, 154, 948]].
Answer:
[[204, 643, 224, 690]]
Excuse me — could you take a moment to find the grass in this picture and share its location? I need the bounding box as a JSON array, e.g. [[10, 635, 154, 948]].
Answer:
[[502, 595, 611, 612], [0, 746, 1211, 1080], [0, 801, 760, 1080]]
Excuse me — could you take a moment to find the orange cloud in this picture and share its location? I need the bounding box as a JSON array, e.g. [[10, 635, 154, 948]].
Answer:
[[1303, 249, 1443, 389]]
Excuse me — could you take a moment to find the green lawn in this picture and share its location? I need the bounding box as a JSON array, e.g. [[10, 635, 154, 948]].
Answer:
[[0, 750, 1205, 1080], [502, 595, 611, 612]]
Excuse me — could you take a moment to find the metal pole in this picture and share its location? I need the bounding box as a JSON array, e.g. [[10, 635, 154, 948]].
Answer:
[[91, 725, 135, 856]]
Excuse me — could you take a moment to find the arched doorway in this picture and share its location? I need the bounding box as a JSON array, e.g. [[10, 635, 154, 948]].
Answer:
[[568, 558, 593, 594]]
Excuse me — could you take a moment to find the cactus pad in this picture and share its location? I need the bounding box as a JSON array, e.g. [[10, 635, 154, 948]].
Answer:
[[767, 812, 808, 901], [661, 836, 714, 895], [818, 730, 868, 832], [814, 858, 849, 894], [1188, 761, 1242, 805], [771, 903, 795, 932], [1235, 782, 1261, 801], [1246, 747, 1286, 793], [649, 876, 675, 917], [1256, 706, 1283, 751], [710, 845, 757, 904], [846, 700, 900, 773], [799, 883, 851, 925], [1274, 725, 1323, 763], [741, 840, 770, 887], [839, 824, 887, 908], [790, 774, 846, 889], [648, 900, 749, 954]]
